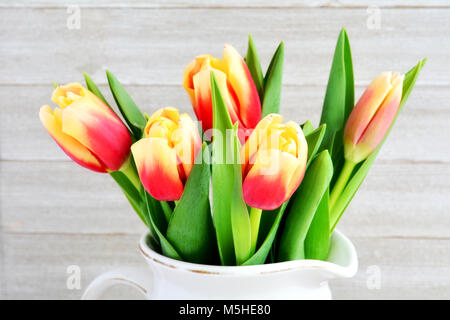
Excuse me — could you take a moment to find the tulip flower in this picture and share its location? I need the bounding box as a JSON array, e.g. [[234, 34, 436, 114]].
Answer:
[[39, 83, 132, 173], [240, 114, 308, 253], [330, 71, 404, 209], [183, 44, 261, 139], [344, 71, 404, 163], [241, 114, 308, 211], [131, 107, 202, 201]]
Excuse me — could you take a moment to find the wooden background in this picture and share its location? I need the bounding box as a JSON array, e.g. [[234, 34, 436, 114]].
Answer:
[[1, 0, 449, 299]]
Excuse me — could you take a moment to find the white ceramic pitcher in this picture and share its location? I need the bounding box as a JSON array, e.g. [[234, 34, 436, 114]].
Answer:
[[82, 230, 357, 300]]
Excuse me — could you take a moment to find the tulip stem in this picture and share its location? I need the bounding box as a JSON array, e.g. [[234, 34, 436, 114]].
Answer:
[[120, 158, 141, 191], [329, 160, 356, 215], [250, 207, 263, 254]]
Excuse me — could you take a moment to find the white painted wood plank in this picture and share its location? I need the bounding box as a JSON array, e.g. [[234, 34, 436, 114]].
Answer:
[[2, 233, 449, 299], [0, 8, 447, 86], [2, 160, 450, 238], [330, 237, 450, 299], [2, 84, 448, 162], [336, 161, 450, 239], [1, 233, 144, 299], [2, 1, 449, 8], [1, 160, 147, 236]]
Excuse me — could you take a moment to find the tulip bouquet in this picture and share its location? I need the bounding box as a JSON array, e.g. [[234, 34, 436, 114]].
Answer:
[[39, 29, 425, 266]]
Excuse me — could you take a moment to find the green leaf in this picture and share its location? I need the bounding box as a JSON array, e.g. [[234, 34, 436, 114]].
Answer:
[[159, 201, 173, 224], [265, 123, 328, 262], [142, 187, 168, 235], [110, 171, 141, 208], [210, 72, 236, 266], [304, 188, 330, 260], [106, 70, 146, 138], [305, 124, 327, 168], [262, 42, 284, 117], [83, 72, 111, 108], [109, 170, 147, 227], [229, 124, 252, 265], [242, 202, 288, 266], [143, 190, 182, 261], [245, 34, 264, 101], [166, 144, 218, 264], [277, 150, 334, 262], [330, 58, 427, 232], [301, 120, 314, 136], [319, 28, 354, 158], [343, 31, 354, 121]]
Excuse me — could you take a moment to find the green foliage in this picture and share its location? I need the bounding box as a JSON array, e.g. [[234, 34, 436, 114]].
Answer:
[[262, 42, 284, 117], [106, 70, 147, 139], [166, 144, 218, 264], [83, 72, 110, 107], [277, 150, 333, 262], [245, 34, 264, 100], [304, 188, 330, 260], [210, 72, 237, 265], [318, 28, 354, 184]]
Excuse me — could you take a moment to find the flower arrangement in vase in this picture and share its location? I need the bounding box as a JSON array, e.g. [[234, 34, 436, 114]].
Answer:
[[39, 29, 425, 271]]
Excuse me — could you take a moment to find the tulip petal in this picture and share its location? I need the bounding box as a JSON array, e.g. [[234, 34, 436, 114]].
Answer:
[[192, 68, 214, 132], [193, 68, 241, 133], [223, 44, 262, 129], [183, 57, 208, 107], [172, 113, 202, 177], [51, 83, 84, 108], [241, 113, 283, 175], [344, 72, 393, 146], [243, 149, 305, 210], [39, 105, 106, 172], [183, 55, 215, 95], [352, 73, 404, 162], [131, 137, 184, 201], [62, 99, 131, 171], [84, 89, 120, 118]]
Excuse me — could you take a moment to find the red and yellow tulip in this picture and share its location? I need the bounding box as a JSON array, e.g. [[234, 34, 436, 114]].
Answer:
[[240, 114, 308, 210], [131, 107, 202, 201], [39, 83, 132, 172], [344, 71, 404, 163], [330, 71, 404, 210], [183, 44, 261, 139]]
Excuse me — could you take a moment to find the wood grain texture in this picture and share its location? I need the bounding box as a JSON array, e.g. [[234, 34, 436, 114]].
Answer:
[[2, 1, 450, 8], [1, 1, 449, 300], [0, 7, 448, 86]]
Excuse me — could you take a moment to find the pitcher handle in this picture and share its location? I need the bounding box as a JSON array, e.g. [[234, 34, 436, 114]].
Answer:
[[82, 267, 153, 300]]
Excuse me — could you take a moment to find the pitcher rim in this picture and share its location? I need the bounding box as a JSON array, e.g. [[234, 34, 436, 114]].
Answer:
[[138, 229, 358, 278]]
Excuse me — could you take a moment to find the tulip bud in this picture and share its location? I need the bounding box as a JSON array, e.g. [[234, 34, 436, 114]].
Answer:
[[183, 44, 261, 138], [240, 114, 308, 210], [344, 72, 404, 163], [39, 83, 132, 172], [131, 107, 202, 201]]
